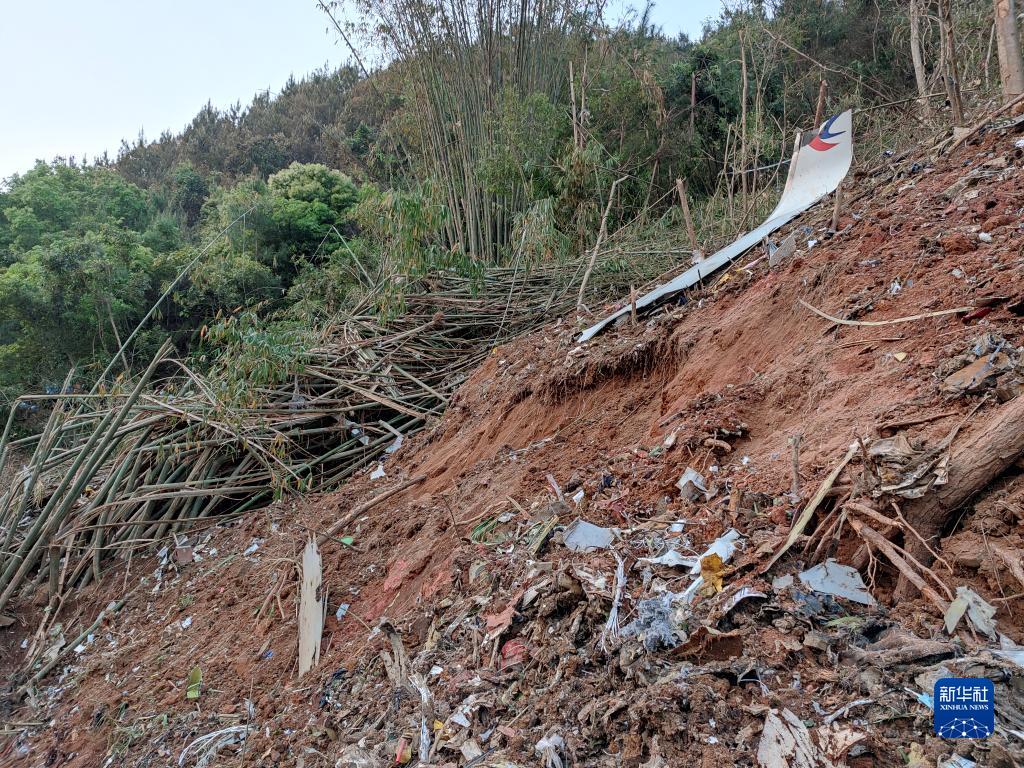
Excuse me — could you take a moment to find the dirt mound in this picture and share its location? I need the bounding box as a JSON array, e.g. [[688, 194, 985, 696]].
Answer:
[[4, 126, 1024, 767]]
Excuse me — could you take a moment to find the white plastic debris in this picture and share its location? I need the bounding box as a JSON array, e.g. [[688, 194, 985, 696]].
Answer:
[[335, 603, 349, 621], [410, 673, 432, 764], [181, 616, 193, 630], [571, 489, 585, 505], [562, 520, 616, 552], [385, 434, 404, 454], [535, 733, 565, 768], [798, 559, 875, 605], [676, 529, 745, 603], [370, 463, 386, 480], [676, 467, 711, 501]]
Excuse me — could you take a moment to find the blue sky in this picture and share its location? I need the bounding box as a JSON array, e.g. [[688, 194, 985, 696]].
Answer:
[[0, 0, 723, 180]]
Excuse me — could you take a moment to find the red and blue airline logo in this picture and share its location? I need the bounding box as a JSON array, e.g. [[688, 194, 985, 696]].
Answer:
[[809, 114, 845, 151]]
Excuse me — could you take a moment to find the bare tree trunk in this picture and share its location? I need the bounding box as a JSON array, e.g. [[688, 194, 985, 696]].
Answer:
[[689, 72, 696, 140], [569, 60, 580, 149], [909, 0, 931, 114], [994, 0, 1024, 99], [813, 79, 828, 128], [938, 0, 966, 124], [739, 29, 749, 203]]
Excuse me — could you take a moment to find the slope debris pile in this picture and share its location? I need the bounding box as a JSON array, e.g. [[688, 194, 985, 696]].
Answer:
[[5, 123, 1024, 767]]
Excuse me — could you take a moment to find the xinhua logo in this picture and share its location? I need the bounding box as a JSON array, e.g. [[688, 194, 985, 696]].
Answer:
[[934, 678, 995, 739]]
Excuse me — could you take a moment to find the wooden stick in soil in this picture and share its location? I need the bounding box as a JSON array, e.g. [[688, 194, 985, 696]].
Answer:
[[830, 183, 844, 232], [764, 442, 858, 572], [789, 433, 802, 498]]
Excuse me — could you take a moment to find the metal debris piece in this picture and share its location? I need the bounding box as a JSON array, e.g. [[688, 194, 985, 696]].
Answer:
[[944, 585, 997, 638], [298, 537, 324, 676], [993, 635, 1024, 668], [769, 232, 797, 267], [676, 467, 711, 501], [798, 560, 875, 605], [640, 549, 698, 569], [178, 725, 251, 768], [941, 352, 1014, 396], [562, 519, 616, 552], [722, 587, 768, 614], [579, 111, 854, 342]]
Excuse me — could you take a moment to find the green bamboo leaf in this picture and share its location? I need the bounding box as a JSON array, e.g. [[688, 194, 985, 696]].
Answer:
[[186, 665, 202, 699]]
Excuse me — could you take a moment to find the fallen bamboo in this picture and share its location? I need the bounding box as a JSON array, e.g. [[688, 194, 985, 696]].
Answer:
[[0, 249, 646, 614]]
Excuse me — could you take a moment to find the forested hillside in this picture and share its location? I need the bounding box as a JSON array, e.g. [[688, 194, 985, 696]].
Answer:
[[0, 0, 1003, 409]]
